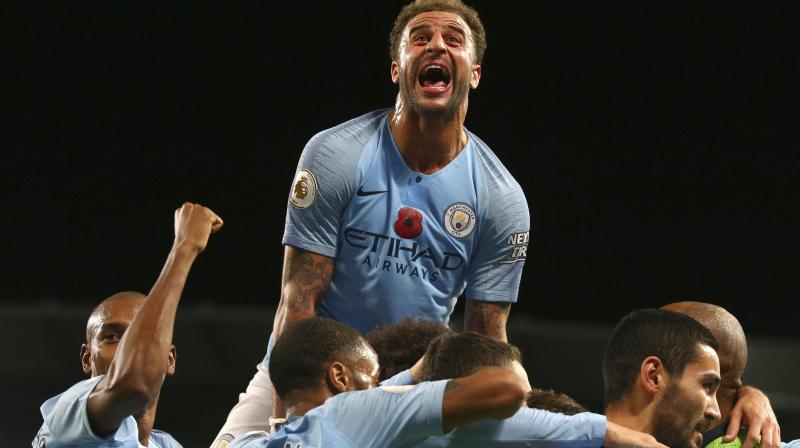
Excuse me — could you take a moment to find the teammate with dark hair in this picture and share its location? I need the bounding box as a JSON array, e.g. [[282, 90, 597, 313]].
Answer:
[[367, 317, 451, 381], [603, 309, 722, 448], [229, 317, 531, 448], [213, 0, 531, 444], [33, 203, 222, 447]]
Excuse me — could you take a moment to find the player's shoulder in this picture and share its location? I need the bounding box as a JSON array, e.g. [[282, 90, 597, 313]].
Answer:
[[305, 108, 390, 154], [150, 429, 182, 448], [466, 130, 525, 194]]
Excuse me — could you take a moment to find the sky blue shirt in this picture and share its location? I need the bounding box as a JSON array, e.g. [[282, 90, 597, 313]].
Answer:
[[382, 369, 606, 448], [33, 376, 182, 448], [415, 409, 606, 448], [229, 380, 448, 448], [281, 109, 530, 336]]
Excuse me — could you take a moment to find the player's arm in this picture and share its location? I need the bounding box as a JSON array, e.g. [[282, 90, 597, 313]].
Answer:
[[271, 245, 334, 338], [464, 299, 510, 342], [441, 366, 529, 431], [87, 203, 222, 435], [725, 385, 781, 448]]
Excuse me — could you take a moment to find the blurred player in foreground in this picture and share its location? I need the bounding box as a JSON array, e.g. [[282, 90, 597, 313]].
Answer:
[[33, 203, 222, 447]]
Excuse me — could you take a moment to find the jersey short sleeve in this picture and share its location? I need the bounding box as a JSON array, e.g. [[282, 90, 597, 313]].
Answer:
[[380, 369, 414, 387], [320, 379, 448, 447], [34, 376, 139, 447], [416, 409, 606, 448], [465, 136, 531, 302], [282, 110, 386, 258]]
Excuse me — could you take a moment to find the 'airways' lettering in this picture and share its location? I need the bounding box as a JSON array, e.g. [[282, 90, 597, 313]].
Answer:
[[345, 227, 464, 271]]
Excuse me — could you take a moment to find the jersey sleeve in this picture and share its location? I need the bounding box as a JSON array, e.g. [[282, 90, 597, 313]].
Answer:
[[41, 376, 138, 445], [425, 409, 606, 447], [465, 181, 530, 302], [281, 127, 362, 258], [380, 369, 414, 387], [323, 380, 448, 447]]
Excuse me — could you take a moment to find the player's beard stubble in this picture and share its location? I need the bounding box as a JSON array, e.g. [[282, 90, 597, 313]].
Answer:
[[651, 383, 714, 448], [397, 62, 470, 120]]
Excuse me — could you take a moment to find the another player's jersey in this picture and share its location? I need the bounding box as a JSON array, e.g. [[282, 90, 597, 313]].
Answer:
[[282, 109, 530, 335], [229, 380, 447, 448], [33, 376, 182, 448], [415, 409, 606, 448]]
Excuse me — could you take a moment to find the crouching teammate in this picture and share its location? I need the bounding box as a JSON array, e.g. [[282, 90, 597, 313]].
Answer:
[[33, 203, 223, 447], [230, 317, 532, 448]]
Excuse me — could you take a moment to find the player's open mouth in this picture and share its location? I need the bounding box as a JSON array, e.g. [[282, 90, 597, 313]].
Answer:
[[418, 64, 451, 93]]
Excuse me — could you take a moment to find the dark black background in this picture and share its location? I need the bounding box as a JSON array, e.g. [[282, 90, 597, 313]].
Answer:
[[3, 1, 798, 333]]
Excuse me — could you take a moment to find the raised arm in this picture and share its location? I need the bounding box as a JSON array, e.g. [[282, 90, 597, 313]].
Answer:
[[87, 203, 222, 435], [464, 298, 510, 342], [441, 366, 529, 431]]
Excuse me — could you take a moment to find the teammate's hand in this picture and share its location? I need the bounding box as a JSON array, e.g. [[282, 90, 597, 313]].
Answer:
[[173, 202, 223, 253], [603, 422, 669, 448], [725, 386, 780, 448]]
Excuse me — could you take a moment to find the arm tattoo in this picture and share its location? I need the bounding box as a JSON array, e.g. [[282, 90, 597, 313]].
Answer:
[[283, 250, 334, 318], [464, 300, 511, 342]]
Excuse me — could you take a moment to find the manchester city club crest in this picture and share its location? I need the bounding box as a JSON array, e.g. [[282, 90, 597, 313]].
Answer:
[[443, 202, 477, 238], [289, 169, 318, 209]]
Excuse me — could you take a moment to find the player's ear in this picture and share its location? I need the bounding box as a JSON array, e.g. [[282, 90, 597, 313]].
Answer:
[[391, 61, 400, 84], [470, 63, 481, 89], [641, 356, 665, 395], [80, 344, 92, 375], [166, 345, 177, 376], [327, 362, 350, 394]]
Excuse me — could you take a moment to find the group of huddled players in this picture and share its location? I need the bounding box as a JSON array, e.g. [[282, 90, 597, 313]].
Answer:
[[33, 0, 796, 446]]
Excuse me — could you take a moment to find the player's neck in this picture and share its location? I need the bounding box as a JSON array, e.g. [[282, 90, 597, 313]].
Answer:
[[283, 388, 332, 418], [604, 396, 655, 435], [389, 107, 468, 175], [134, 396, 159, 446]]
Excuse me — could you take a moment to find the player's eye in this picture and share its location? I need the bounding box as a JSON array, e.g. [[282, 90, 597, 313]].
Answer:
[[102, 333, 121, 342]]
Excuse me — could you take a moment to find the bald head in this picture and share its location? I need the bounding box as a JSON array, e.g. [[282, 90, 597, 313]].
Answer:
[[86, 291, 146, 343], [661, 301, 747, 425]]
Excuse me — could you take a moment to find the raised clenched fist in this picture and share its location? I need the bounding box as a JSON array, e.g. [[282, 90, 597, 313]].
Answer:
[[173, 202, 223, 253]]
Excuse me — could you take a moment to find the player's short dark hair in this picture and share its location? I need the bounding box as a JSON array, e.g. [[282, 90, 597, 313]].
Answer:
[[602, 309, 719, 407], [528, 388, 587, 415], [389, 0, 487, 64], [366, 317, 451, 381], [418, 331, 522, 381], [269, 317, 367, 398]]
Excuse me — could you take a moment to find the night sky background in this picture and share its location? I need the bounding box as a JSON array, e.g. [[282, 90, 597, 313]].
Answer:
[[3, 1, 800, 444]]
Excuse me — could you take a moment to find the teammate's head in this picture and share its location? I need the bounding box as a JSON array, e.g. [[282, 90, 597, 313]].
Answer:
[[389, 0, 484, 119], [269, 317, 380, 401], [527, 388, 587, 415], [603, 309, 721, 448], [80, 291, 177, 378], [661, 301, 747, 429], [418, 332, 529, 390], [366, 317, 451, 381]]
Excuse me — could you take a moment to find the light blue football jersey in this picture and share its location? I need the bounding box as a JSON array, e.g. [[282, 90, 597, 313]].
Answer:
[[382, 370, 606, 447], [229, 380, 447, 448], [281, 109, 530, 336], [33, 376, 182, 448], [415, 409, 606, 448]]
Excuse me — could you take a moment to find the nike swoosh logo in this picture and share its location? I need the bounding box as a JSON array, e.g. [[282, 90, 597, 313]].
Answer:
[[357, 186, 388, 197]]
